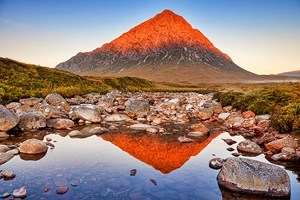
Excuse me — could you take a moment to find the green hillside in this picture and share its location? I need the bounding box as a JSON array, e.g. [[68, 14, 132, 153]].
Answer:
[[0, 57, 154, 104]]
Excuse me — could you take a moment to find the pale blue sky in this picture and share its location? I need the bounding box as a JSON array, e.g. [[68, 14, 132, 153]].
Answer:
[[0, 0, 300, 74]]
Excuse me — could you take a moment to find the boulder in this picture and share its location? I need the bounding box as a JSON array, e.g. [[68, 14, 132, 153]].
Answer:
[[71, 106, 101, 123], [197, 108, 213, 120], [271, 153, 299, 162], [12, 187, 27, 198], [46, 118, 74, 129], [0, 105, 19, 132], [18, 112, 46, 131], [237, 140, 262, 155], [125, 100, 150, 118], [19, 139, 48, 154], [189, 123, 209, 134], [265, 136, 298, 153], [104, 114, 130, 122], [217, 157, 290, 197], [34, 104, 68, 119], [19, 97, 43, 106], [0, 152, 14, 165], [45, 93, 66, 106]]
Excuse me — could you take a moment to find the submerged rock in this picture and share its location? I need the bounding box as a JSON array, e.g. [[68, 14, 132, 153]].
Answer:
[[222, 138, 237, 145], [0, 105, 19, 132], [56, 186, 69, 194], [217, 157, 290, 197], [12, 187, 27, 198], [19, 138, 48, 154], [0, 170, 16, 180]]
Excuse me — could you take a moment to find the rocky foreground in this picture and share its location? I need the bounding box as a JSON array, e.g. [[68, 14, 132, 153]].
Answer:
[[0, 91, 299, 198]]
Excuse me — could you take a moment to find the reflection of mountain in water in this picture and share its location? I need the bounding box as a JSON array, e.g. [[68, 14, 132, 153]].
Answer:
[[101, 132, 220, 174]]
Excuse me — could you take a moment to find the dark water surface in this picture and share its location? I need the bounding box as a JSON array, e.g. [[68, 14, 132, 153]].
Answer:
[[0, 127, 299, 200]]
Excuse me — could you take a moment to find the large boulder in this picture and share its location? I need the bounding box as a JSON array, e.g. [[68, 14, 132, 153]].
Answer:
[[125, 100, 150, 118], [18, 112, 46, 131], [19, 139, 48, 154], [217, 157, 290, 197], [265, 136, 298, 153], [34, 104, 68, 119], [237, 140, 262, 155], [19, 97, 43, 107], [70, 106, 101, 123], [0, 105, 19, 132], [46, 118, 74, 129]]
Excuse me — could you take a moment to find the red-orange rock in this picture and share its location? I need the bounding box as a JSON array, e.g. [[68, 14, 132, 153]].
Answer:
[[19, 139, 48, 154], [189, 123, 209, 134], [242, 111, 255, 118], [265, 136, 298, 153]]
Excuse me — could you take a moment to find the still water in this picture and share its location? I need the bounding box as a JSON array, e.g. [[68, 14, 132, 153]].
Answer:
[[0, 125, 299, 199]]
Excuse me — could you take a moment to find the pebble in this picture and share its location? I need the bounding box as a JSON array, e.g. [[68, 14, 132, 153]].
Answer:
[[56, 186, 69, 194], [130, 169, 137, 176]]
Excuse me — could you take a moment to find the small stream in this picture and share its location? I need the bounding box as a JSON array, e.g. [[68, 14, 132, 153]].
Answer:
[[0, 124, 299, 200]]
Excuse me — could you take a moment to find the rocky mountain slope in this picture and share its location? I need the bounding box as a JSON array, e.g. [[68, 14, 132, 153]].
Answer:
[[56, 10, 259, 83], [278, 70, 300, 77]]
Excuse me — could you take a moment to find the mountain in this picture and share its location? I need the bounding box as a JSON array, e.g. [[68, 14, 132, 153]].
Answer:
[[56, 9, 258, 83], [277, 70, 300, 77]]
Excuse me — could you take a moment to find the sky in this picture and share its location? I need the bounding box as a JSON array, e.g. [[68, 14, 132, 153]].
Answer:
[[0, 0, 300, 75]]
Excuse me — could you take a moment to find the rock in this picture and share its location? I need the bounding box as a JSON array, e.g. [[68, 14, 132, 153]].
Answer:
[[177, 136, 194, 143], [256, 114, 270, 121], [0, 170, 16, 179], [168, 98, 180, 105], [68, 130, 84, 138], [271, 153, 299, 162], [218, 113, 230, 120], [7, 149, 19, 155], [217, 157, 290, 197], [129, 123, 153, 130], [222, 138, 237, 145], [125, 100, 150, 118], [56, 186, 69, 194], [0, 152, 14, 165], [0, 105, 19, 132], [46, 118, 74, 129], [34, 104, 68, 119], [237, 140, 262, 155], [71, 106, 101, 123], [104, 114, 130, 122], [197, 108, 213, 120], [130, 169, 137, 176], [187, 131, 205, 137], [0, 193, 10, 198], [12, 187, 27, 198], [232, 152, 241, 157], [150, 179, 157, 186], [212, 103, 223, 114], [19, 138, 48, 154], [88, 127, 108, 135], [46, 137, 52, 141], [227, 147, 235, 152], [209, 158, 224, 169], [0, 132, 9, 139], [189, 123, 209, 134], [242, 111, 255, 118], [146, 127, 158, 134], [0, 145, 10, 153], [18, 112, 47, 131], [19, 97, 43, 106], [152, 117, 164, 124], [224, 116, 244, 128], [45, 93, 69, 110], [265, 136, 298, 153], [281, 147, 296, 154]]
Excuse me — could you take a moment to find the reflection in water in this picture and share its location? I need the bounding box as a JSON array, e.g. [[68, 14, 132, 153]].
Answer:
[[101, 132, 221, 174], [19, 152, 47, 161]]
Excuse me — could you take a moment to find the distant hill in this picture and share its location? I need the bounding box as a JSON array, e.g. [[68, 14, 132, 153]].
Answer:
[[0, 57, 154, 104], [56, 9, 261, 83], [277, 70, 300, 77]]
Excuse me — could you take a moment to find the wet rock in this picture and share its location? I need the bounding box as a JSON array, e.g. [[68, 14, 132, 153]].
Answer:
[[242, 111, 255, 118], [46, 137, 52, 142], [44, 187, 50, 193], [125, 100, 150, 118], [0, 145, 10, 153], [18, 112, 46, 131], [7, 149, 19, 155], [12, 187, 27, 198], [45, 142, 55, 148], [70, 182, 78, 187], [0, 170, 16, 180], [232, 152, 241, 157], [0, 132, 9, 139], [271, 153, 299, 162], [197, 108, 213, 120], [217, 157, 290, 197], [150, 179, 157, 186], [130, 169, 137, 176], [226, 147, 234, 152], [209, 158, 224, 169], [129, 123, 153, 130], [189, 123, 209, 135], [19, 97, 43, 106], [19, 138, 48, 154], [56, 186, 69, 194], [0, 152, 14, 165], [104, 114, 130, 122], [70, 106, 101, 123], [222, 138, 237, 145], [177, 136, 194, 143], [218, 113, 230, 120], [0, 105, 19, 132], [237, 140, 262, 155], [88, 127, 109, 135], [68, 130, 84, 138], [187, 132, 205, 137], [265, 136, 298, 153], [46, 118, 74, 129], [146, 127, 158, 134], [0, 193, 10, 198]]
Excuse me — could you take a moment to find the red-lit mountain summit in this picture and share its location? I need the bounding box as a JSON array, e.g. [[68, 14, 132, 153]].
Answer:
[[56, 10, 256, 82]]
